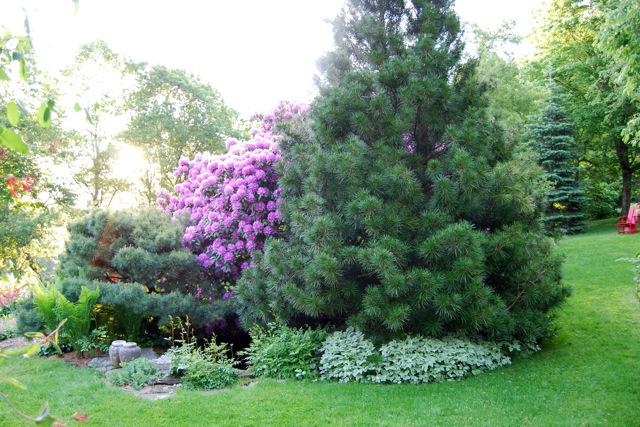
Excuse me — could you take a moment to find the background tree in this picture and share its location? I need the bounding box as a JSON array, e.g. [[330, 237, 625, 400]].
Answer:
[[534, 0, 639, 215], [527, 85, 587, 234], [239, 0, 568, 343], [598, 0, 640, 148], [71, 100, 130, 208], [473, 23, 547, 147], [121, 65, 241, 191], [63, 41, 131, 208]]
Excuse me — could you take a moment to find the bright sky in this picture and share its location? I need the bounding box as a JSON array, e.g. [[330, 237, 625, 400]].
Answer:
[[2, 0, 546, 118]]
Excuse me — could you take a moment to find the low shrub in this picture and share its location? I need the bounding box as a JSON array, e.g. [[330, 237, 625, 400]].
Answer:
[[319, 328, 378, 383], [241, 323, 327, 380], [0, 283, 23, 316], [372, 337, 510, 384], [182, 358, 238, 390], [14, 297, 42, 334], [319, 329, 514, 384], [54, 208, 237, 341], [106, 358, 159, 390], [585, 181, 619, 219], [166, 330, 238, 390]]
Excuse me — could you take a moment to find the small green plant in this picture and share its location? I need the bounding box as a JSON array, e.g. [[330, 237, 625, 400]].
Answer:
[[106, 358, 159, 390], [318, 328, 377, 383], [76, 326, 110, 356], [241, 323, 327, 380], [181, 357, 238, 390], [319, 329, 514, 384], [164, 316, 238, 390], [32, 283, 100, 348], [0, 327, 16, 341], [166, 339, 238, 390]]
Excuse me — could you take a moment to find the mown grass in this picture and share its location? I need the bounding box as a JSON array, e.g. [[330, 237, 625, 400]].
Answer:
[[1, 219, 639, 426]]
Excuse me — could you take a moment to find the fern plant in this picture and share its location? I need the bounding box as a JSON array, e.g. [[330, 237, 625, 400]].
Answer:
[[32, 283, 100, 349]]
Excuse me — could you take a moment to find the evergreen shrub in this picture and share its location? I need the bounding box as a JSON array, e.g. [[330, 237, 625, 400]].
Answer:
[[238, 0, 570, 343], [527, 85, 587, 233], [51, 208, 236, 339]]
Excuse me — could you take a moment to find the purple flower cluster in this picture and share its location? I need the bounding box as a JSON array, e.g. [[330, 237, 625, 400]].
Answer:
[[158, 101, 308, 281]]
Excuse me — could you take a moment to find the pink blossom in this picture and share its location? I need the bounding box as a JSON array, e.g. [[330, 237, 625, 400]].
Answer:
[[160, 101, 308, 281]]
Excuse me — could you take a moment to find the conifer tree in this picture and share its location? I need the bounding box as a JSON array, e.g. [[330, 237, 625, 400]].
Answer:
[[238, 0, 569, 343], [528, 85, 587, 234]]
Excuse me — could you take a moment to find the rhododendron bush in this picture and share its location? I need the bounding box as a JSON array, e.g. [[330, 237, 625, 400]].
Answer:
[[158, 102, 308, 281]]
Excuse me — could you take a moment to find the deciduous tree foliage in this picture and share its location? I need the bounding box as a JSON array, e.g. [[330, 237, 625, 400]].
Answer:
[[65, 41, 131, 208], [598, 0, 640, 146], [535, 0, 640, 214], [121, 65, 240, 191], [238, 0, 569, 343]]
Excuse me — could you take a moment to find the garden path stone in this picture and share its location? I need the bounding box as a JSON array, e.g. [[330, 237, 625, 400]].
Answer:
[[131, 384, 179, 400], [88, 357, 113, 370]]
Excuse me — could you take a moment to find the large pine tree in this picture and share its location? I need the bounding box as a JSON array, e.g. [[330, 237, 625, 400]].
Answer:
[[528, 85, 587, 234], [238, 0, 569, 343]]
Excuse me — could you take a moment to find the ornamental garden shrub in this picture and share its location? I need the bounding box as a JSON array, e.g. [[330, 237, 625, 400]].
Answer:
[[166, 335, 238, 390], [158, 101, 308, 282], [237, 0, 570, 343], [241, 323, 327, 380], [51, 208, 237, 341], [319, 329, 512, 384]]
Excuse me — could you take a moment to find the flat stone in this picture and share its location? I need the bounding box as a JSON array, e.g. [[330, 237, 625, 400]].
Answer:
[[132, 384, 179, 400], [154, 375, 181, 385], [88, 357, 113, 369]]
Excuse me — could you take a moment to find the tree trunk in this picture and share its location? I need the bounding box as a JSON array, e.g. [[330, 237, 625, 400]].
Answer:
[[616, 139, 633, 215]]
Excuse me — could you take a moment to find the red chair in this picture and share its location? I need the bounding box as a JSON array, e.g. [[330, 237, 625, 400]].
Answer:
[[617, 215, 637, 234]]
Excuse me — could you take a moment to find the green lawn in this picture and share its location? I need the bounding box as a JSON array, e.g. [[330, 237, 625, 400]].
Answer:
[[1, 219, 639, 426]]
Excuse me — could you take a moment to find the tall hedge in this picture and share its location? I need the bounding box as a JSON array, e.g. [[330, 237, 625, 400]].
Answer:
[[237, 0, 569, 343]]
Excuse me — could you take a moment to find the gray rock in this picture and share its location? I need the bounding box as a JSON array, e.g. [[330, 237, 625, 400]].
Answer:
[[154, 354, 172, 373], [132, 384, 179, 401], [139, 348, 159, 360], [88, 357, 113, 369]]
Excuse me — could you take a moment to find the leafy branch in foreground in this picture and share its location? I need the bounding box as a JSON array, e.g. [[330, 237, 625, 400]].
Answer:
[[0, 32, 55, 154]]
